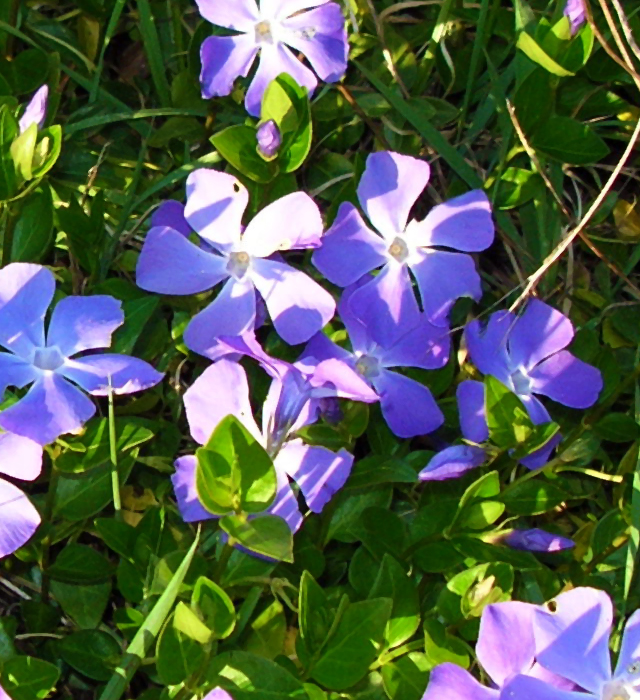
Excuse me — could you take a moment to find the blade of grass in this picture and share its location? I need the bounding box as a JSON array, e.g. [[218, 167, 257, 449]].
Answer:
[[458, 0, 491, 134], [90, 0, 127, 103], [136, 0, 172, 106], [418, 0, 456, 90], [64, 108, 209, 136], [98, 530, 200, 700]]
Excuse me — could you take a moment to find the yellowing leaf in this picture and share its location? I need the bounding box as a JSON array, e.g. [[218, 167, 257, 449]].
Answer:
[[614, 199, 640, 240]]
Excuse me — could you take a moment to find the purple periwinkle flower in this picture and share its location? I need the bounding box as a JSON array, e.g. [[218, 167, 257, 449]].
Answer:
[[136, 169, 335, 353], [204, 690, 233, 700], [422, 598, 576, 700], [0, 432, 42, 558], [500, 528, 575, 553], [19, 85, 49, 134], [300, 280, 450, 438], [503, 588, 640, 700], [564, 0, 586, 34], [257, 119, 281, 158], [0, 264, 163, 445], [312, 151, 495, 345], [418, 443, 487, 481], [196, 0, 348, 116]]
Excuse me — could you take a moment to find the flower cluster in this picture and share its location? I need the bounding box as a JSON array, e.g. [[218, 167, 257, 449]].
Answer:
[[423, 587, 640, 700]]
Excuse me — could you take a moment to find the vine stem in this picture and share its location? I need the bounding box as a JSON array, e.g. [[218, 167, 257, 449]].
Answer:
[[1, 203, 19, 265], [108, 383, 122, 521], [40, 456, 60, 604]]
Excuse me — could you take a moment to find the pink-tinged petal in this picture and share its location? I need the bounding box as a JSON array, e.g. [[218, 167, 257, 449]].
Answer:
[[422, 662, 498, 700], [245, 43, 317, 117], [200, 34, 259, 100], [150, 200, 192, 237], [251, 258, 335, 345], [60, 355, 163, 396], [183, 359, 261, 445], [464, 311, 513, 384], [184, 279, 257, 359], [418, 445, 486, 481], [195, 0, 259, 30], [529, 350, 603, 409], [564, 0, 587, 34], [276, 439, 353, 512], [0, 353, 39, 397], [534, 587, 613, 694], [312, 203, 387, 287], [172, 455, 218, 523], [185, 169, 248, 251], [310, 358, 378, 403], [357, 151, 430, 240], [282, 4, 348, 82], [0, 478, 40, 557], [457, 380, 489, 443], [242, 192, 323, 257], [410, 249, 482, 327], [136, 226, 229, 295], [502, 529, 574, 553], [502, 674, 592, 700], [0, 433, 42, 481], [476, 601, 536, 686], [412, 190, 494, 252], [509, 299, 576, 371], [348, 263, 421, 349], [203, 688, 234, 700], [0, 263, 54, 359], [373, 370, 443, 438], [616, 609, 640, 677], [267, 468, 303, 533], [47, 296, 124, 357], [19, 84, 49, 133], [0, 685, 12, 700], [0, 374, 96, 446], [378, 313, 451, 370], [528, 663, 582, 692]]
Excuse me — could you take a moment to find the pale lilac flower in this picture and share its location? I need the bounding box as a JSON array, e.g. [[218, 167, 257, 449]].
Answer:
[[300, 279, 450, 438], [136, 169, 335, 352], [313, 151, 494, 345], [422, 599, 577, 700], [564, 0, 586, 34], [503, 588, 640, 700], [196, 0, 348, 116], [19, 85, 49, 134], [0, 432, 42, 558], [204, 690, 233, 700], [501, 528, 574, 553], [172, 355, 374, 536], [0, 264, 163, 445], [257, 119, 281, 158]]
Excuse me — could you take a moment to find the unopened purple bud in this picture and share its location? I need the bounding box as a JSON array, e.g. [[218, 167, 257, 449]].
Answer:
[[203, 689, 234, 700], [564, 0, 586, 35], [501, 528, 574, 553], [257, 120, 281, 159], [19, 85, 49, 134]]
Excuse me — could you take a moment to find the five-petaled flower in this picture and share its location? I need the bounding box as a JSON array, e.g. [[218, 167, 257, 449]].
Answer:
[[196, 0, 348, 116], [136, 168, 335, 355], [0, 263, 163, 446], [312, 150, 495, 345]]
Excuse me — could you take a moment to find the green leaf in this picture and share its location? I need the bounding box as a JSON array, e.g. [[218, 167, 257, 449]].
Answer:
[[310, 598, 393, 690], [50, 581, 111, 629], [501, 479, 568, 515], [192, 576, 236, 640], [299, 571, 335, 657], [1, 656, 60, 700], [516, 32, 575, 76], [173, 601, 212, 644], [31, 125, 62, 179], [48, 544, 115, 585], [10, 122, 37, 181], [211, 125, 275, 184], [423, 618, 470, 668], [11, 186, 54, 262], [454, 471, 505, 530], [245, 599, 287, 659], [593, 413, 640, 443], [346, 456, 418, 489], [59, 630, 122, 681], [381, 652, 430, 700], [531, 116, 610, 165], [156, 612, 204, 686], [220, 514, 294, 563], [196, 414, 277, 516]]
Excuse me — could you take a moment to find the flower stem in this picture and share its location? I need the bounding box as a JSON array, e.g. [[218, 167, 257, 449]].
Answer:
[[1, 203, 19, 265], [40, 458, 60, 604], [212, 540, 235, 584], [108, 386, 122, 521]]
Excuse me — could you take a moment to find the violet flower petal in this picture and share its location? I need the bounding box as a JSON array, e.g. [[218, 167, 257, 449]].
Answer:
[[0, 263, 55, 359], [266, 0, 328, 18], [564, 0, 586, 34], [378, 314, 451, 371], [0, 353, 39, 398], [519, 431, 563, 470], [251, 258, 335, 345], [310, 357, 378, 403], [616, 609, 640, 677], [457, 380, 489, 443], [300, 332, 352, 366], [195, 0, 259, 30], [503, 529, 574, 552], [0, 432, 42, 481], [200, 34, 260, 99], [464, 311, 513, 385], [172, 455, 218, 523], [501, 674, 591, 700], [266, 468, 303, 533], [534, 587, 613, 694], [312, 202, 388, 287], [61, 354, 163, 396], [373, 369, 443, 438], [0, 478, 40, 557], [357, 151, 430, 240], [150, 200, 192, 237], [242, 192, 323, 257], [185, 170, 248, 251], [336, 278, 375, 355], [410, 248, 483, 327], [0, 374, 96, 445], [528, 350, 603, 409], [421, 662, 498, 700], [418, 444, 486, 481], [257, 120, 282, 159], [19, 84, 49, 134], [203, 687, 234, 700], [47, 295, 124, 357]]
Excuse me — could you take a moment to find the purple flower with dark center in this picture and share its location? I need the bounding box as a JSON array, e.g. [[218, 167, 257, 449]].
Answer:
[[503, 587, 640, 700], [422, 599, 577, 700], [19, 85, 49, 134], [257, 119, 281, 158], [204, 690, 233, 700], [500, 528, 575, 553], [136, 168, 335, 353], [0, 432, 42, 558], [196, 0, 348, 116], [300, 280, 450, 438], [172, 355, 374, 536], [312, 151, 494, 345], [0, 264, 163, 445], [564, 0, 586, 34]]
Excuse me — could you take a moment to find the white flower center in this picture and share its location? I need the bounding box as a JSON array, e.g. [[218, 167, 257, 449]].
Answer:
[[602, 662, 640, 700], [33, 346, 64, 372], [296, 27, 316, 39], [227, 251, 251, 280], [355, 354, 381, 379], [387, 236, 410, 264], [510, 367, 533, 396], [255, 20, 277, 44]]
